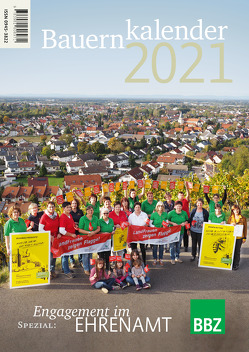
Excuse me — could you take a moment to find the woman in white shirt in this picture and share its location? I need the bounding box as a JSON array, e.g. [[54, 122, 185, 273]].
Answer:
[[128, 202, 149, 265]]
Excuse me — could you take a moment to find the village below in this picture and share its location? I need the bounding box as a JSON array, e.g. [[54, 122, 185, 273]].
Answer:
[[0, 98, 249, 225]]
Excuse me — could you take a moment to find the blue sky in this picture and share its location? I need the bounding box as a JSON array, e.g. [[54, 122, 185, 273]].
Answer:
[[1, 0, 249, 97]]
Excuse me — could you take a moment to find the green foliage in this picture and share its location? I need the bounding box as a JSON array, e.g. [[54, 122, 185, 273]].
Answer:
[[28, 194, 39, 204], [220, 146, 249, 176], [41, 146, 53, 159], [39, 164, 47, 177]]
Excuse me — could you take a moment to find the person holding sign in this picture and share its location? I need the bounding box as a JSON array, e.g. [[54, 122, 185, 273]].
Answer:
[[78, 205, 100, 275], [26, 203, 44, 232], [4, 206, 27, 257], [80, 185, 105, 219], [227, 204, 247, 270], [177, 184, 190, 252], [124, 182, 145, 212], [59, 202, 78, 279], [39, 201, 60, 279], [141, 191, 157, 218], [150, 201, 168, 266], [208, 204, 226, 224], [70, 198, 84, 269], [168, 201, 188, 264], [98, 208, 115, 270], [109, 201, 128, 258], [128, 202, 148, 264], [204, 185, 227, 214], [188, 198, 209, 262]]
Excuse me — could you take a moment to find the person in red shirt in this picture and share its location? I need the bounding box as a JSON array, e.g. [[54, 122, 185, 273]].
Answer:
[[59, 202, 77, 279], [39, 201, 60, 279], [177, 183, 190, 252], [109, 201, 128, 257]]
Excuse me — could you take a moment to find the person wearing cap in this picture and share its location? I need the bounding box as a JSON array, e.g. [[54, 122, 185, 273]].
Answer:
[[78, 205, 100, 275]]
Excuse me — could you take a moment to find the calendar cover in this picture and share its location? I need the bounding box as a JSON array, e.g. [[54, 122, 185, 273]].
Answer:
[[0, 1, 249, 352]]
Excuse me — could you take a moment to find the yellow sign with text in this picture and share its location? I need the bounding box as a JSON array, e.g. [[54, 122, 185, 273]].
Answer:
[[10, 232, 50, 289], [199, 223, 236, 270], [113, 227, 128, 252]]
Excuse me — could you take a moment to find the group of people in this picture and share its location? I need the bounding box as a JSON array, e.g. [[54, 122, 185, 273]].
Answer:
[[3, 183, 247, 293]]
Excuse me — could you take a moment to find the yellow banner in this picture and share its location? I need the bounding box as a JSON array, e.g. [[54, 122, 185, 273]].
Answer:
[[199, 223, 236, 270], [113, 227, 128, 252], [10, 232, 50, 288], [66, 191, 74, 202], [115, 182, 121, 191]]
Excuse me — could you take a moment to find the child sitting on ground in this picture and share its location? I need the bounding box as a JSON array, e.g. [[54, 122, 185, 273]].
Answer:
[[131, 258, 150, 291], [112, 260, 128, 289]]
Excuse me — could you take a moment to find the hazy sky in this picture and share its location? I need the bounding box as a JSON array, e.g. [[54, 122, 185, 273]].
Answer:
[[1, 0, 249, 97]]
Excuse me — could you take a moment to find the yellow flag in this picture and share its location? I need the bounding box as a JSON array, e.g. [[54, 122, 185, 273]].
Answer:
[[212, 185, 219, 194], [178, 181, 184, 190], [193, 184, 200, 192], [115, 182, 120, 191], [102, 183, 109, 193], [129, 180, 135, 188], [85, 187, 91, 197], [145, 180, 150, 189], [66, 191, 74, 202], [160, 181, 167, 190]]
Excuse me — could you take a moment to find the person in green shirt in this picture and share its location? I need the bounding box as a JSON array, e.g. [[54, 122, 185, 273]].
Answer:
[[78, 205, 100, 275], [141, 191, 157, 218], [98, 208, 115, 270], [208, 204, 226, 224], [4, 205, 27, 257], [79, 186, 106, 219], [150, 201, 168, 266], [124, 183, 145, 211], [168, 201, 188, 264], [204, 185, 227, 214]]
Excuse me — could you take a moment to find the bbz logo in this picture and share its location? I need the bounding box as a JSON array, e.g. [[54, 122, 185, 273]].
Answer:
[[194, 318, 222, 332]]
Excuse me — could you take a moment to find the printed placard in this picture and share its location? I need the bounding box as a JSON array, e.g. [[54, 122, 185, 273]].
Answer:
[[93, 185, 100, 194], [152, 180, 159, 189], [56, 195, 64, 204], [145, 180, 150, 189], [169, 181, 175, 190], [109, 183, 114, 192], [122, 181, 128, 190], [203, 185, 210, 194], [85, 187, 91, 197], [160, 181, 167, 190], [199, 223, 236, 270], [102, 183, 109, 193], [10, 231, 50, 289], [66, 191, 74, 202], [137, 179, 143, 188], [115, 182, 121, 191], [177, 181, 184, 190], [212, 185, 219, 194], [129, 180, 135, 188]]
